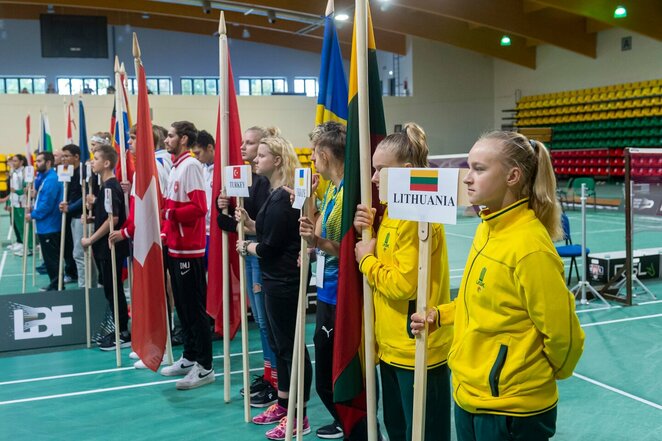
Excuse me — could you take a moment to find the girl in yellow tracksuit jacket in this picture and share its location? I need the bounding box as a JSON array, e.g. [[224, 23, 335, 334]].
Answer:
[[355, 123, 453, 441], [412, 131, 584, 441]]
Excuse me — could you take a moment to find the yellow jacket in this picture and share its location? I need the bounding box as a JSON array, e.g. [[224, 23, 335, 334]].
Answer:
[[437, 199, 584, 416], [359, 209, 453, 369]]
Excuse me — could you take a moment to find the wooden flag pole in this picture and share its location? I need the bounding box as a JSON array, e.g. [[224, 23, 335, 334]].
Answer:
[[285, 181, 313, 441], [57, 181, 69, 291], [411, 221, 432, 441], [219, 11, 232, 404], [106, 190, 122, 367], [355, 1, 377, 439], [237, 197, 251, 422], [82, 168, 91, 348], [118, 61, 134, 305], [21, 182, 33, 293]]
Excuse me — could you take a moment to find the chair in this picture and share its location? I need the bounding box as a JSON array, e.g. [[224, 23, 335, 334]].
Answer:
[[555, 213, 590, 285]]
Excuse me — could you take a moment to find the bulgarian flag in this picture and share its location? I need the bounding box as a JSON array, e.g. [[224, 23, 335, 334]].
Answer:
[[40, 110, 53, 153], [333, 1, 386, 438], [206, 51, 243, 338], [130, 34, 167, 372]]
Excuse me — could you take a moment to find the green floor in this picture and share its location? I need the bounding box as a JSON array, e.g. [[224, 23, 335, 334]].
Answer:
[[1, 201, 661, 440]]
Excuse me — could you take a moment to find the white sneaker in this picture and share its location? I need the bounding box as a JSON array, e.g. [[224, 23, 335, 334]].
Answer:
[[160, 356, 195, 377], [129, 351, 139, 360], [134, 354, 168, 369], [175, 363, 215, 390], [11, 243, 22, 252]]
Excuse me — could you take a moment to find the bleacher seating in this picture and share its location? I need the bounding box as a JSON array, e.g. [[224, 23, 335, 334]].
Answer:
[[515, 79, 662, 178]]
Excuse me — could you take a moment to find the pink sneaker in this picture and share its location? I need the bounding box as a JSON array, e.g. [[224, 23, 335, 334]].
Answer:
[[252, 403, 287, 425], [265, 416, 311, 440]]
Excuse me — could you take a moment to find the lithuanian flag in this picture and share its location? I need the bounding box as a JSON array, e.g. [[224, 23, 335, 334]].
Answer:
[[333, 2, 386, 437], [410, 169, 439, 192]]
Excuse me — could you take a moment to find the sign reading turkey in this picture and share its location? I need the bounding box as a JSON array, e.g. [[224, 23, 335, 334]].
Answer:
[[224, 164, 251, 197]]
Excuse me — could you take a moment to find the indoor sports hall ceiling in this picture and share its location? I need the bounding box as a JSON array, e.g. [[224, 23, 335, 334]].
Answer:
[[0, 1, 660, 69]]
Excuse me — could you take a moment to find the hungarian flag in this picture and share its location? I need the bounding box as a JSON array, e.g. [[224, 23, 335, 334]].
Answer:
[[111, 71, 136, 184], [206, 53, 243, 338], [39, 110, 53, 153], [78, 100, 90, 183], [333, 3, 386, 437], [131, 55, 167, 372], [25, 114, 33, 165], [65, 100, 75, 145]]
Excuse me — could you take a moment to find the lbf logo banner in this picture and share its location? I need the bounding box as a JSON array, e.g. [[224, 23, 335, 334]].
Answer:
[[224, 164, 252, 198], [0, 288, 106, 352], [387, 167, 459, 224], [13, 304, 73, 340]]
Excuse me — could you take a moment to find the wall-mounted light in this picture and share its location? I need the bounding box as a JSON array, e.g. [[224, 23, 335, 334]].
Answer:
[[242, 28, 251, 39], [614, 6, 627, 18], [500, 35, 511, 46], [267, 10, 277, 24], [335, 13, 349, 21]]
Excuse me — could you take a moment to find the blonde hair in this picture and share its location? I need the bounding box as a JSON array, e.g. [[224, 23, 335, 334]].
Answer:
[[259, 134, 300, 188], [479, 131, 562, 240], [247, 126, 278, 140], [377, 122, 429, 167]]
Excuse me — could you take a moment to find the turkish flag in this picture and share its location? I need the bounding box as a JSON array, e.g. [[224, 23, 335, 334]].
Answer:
[[131, 60, 167, 372], [206, 56, 243, 338], [233, 166, 241, 179]]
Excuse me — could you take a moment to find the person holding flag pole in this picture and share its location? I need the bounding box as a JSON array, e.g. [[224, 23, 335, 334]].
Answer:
[[354, 124, 453, 441], [77, 96, 93, 347], [56, 161, 73, 291], [21, 164, 35, 294], [333, 2, 386, 440]]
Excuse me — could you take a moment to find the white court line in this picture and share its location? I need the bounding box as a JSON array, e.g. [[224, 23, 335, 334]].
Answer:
[[445, 232, 475, 240], [576, 306, 621, 314], [0, 360, 318, 406], [0, 366, 262, 406], [0, 251, 7, 282], [0, 344, 315, 387], [573, 373, 662, 411], [638, 299, 662, 306], [581, 313, 662, 328]]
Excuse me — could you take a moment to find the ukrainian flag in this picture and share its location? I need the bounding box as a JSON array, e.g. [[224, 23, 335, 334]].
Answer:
[[315, 1, 348, 125]]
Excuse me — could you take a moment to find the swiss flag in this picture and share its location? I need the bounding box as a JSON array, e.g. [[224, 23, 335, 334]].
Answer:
[[206, 55, 243, 338], [131, 54, 168, 371]]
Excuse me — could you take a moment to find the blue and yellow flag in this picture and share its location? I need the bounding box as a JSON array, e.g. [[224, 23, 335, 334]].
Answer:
[[315, 5, 348, 125]]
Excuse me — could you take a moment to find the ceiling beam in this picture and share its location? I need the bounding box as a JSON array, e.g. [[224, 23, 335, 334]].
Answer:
[[0, 3, 350, 55], [0, 0, 405, 54], [383, 0, 596, 58], [534, 0, 662, 41]]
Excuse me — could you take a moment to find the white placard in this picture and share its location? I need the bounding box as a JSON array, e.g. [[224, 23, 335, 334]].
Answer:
[[24, 166, 35, 183], [224, 165, 252, 198], [57, 164, 74, 182], [104, 188, 113, 214], [86, 163, 92, 182], [387, 167, 459, 224], [292, 167, 311, 210], [316, 252, 325, 288]]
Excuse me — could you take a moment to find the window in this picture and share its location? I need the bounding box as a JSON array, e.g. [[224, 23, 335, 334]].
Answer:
[[181, 77, 219, 95], [238, 77, 287, 96], [0, 76, 47, 94], [294, 77, 318, 97], [127, 77, 172, 95], [57, 77, 111, 95]]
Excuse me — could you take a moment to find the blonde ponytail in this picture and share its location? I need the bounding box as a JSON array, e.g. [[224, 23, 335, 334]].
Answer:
[[480, 131, 562, 240], [259, 134, 301, 188], [377, 122, 429, 167]]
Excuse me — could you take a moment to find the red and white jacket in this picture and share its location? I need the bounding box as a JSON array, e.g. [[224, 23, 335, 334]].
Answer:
[[161, 151, 207, 258]]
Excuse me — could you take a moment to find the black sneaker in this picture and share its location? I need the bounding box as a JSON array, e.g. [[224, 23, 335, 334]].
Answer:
[[99, 332, 131, 351], [316, 421, 344, 439], [249, 384, 277, 408], [240, 375, 270, 397]]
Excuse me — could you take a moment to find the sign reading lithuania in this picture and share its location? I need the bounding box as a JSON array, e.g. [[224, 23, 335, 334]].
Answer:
[[387, 168, 459, 224]]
